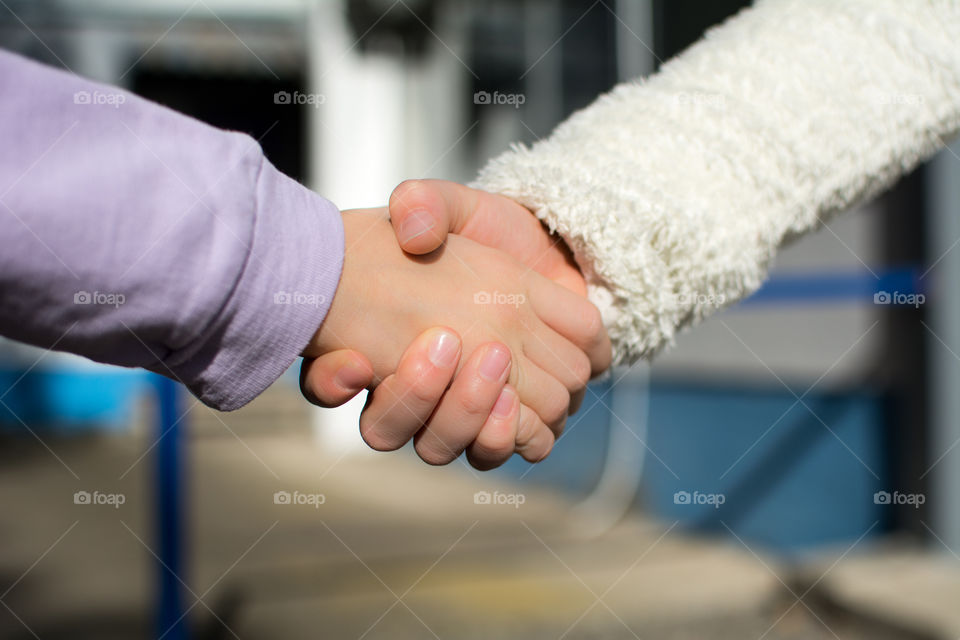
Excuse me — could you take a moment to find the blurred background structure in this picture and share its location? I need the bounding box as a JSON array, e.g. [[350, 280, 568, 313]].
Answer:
[[1, 0, 960, 638]]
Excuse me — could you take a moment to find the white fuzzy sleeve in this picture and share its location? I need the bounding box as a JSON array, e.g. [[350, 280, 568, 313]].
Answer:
[[474, 0, 960, 366]]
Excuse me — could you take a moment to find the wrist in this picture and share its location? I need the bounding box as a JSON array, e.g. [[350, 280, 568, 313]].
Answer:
[[305, 207, 387, 358]]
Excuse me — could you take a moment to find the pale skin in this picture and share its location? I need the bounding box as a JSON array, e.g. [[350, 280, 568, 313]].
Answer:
[[302, 180, 611, 470]]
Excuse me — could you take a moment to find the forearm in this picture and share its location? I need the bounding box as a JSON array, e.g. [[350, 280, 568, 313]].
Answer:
[[475, 0, 960, 365], [0, 50, 344, 410]]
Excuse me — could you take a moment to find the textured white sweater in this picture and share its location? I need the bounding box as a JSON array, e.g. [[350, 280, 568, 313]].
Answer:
[[475, 0, 960, 366]]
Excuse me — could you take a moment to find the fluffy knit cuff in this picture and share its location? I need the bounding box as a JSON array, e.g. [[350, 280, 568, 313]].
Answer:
[[475, 0, 960, 366]]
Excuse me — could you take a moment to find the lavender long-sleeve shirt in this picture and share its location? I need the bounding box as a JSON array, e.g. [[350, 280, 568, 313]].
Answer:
[[0, 50, 344, 410]]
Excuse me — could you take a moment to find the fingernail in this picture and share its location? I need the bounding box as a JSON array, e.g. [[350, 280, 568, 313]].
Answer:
[[491, 386, 516, 418], [479, 345, 511, 381], [335, 360, 369, 391], [428, 330, 460, 368], [398, 209, 435, 244]]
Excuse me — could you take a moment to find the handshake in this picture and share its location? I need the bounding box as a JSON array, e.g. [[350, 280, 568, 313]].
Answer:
[[301, 180, 612, 470]]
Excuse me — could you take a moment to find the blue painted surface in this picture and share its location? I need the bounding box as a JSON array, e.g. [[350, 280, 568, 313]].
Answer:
[[743, 266, 923, 306], [641, 383, 886, 554], [0, 369, 147, 429], [496, 380, 887, 554]]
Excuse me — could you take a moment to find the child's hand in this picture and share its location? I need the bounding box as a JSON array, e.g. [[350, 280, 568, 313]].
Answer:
[[387, 179, 612, 411], [306, 207, 599, 467], [301, 327, 527, 470], [389, 179, 592, 302]]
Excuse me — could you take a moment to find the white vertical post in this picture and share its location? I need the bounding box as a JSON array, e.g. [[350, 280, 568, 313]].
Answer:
[[304, 0, 469, 453], [305, 0, 407, 454]]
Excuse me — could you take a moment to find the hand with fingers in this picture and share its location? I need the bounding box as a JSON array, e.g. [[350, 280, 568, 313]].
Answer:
[[302, 181, 612, 470], [304, 326, 523, 470]]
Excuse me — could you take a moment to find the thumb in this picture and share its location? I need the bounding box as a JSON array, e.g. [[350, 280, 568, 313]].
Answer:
[[299, 350, 374, 408], [388, 179, 464, 254]]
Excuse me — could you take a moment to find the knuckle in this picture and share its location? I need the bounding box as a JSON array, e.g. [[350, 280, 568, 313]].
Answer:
[[551, 416, 567, 438], [389, 179, 429, 213], [582, 303, 604, 341], [542, 389, 570, 426], [415, 440, 457, 466], [532, 435, 555, 462], [359, 424, 402, 452], [459, 392, 494, 421], [473, 432, 514, 462], [391, 178, 422, 201], [405, 376, 442, 408], [358, 409, 410, 452], [515, 420, 554, 462], [570, 352, 592, 389], [515, 408, 541, 446]]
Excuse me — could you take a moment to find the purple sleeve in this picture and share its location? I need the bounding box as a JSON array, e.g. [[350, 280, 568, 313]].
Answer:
[[0, 49, 344, 410]]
